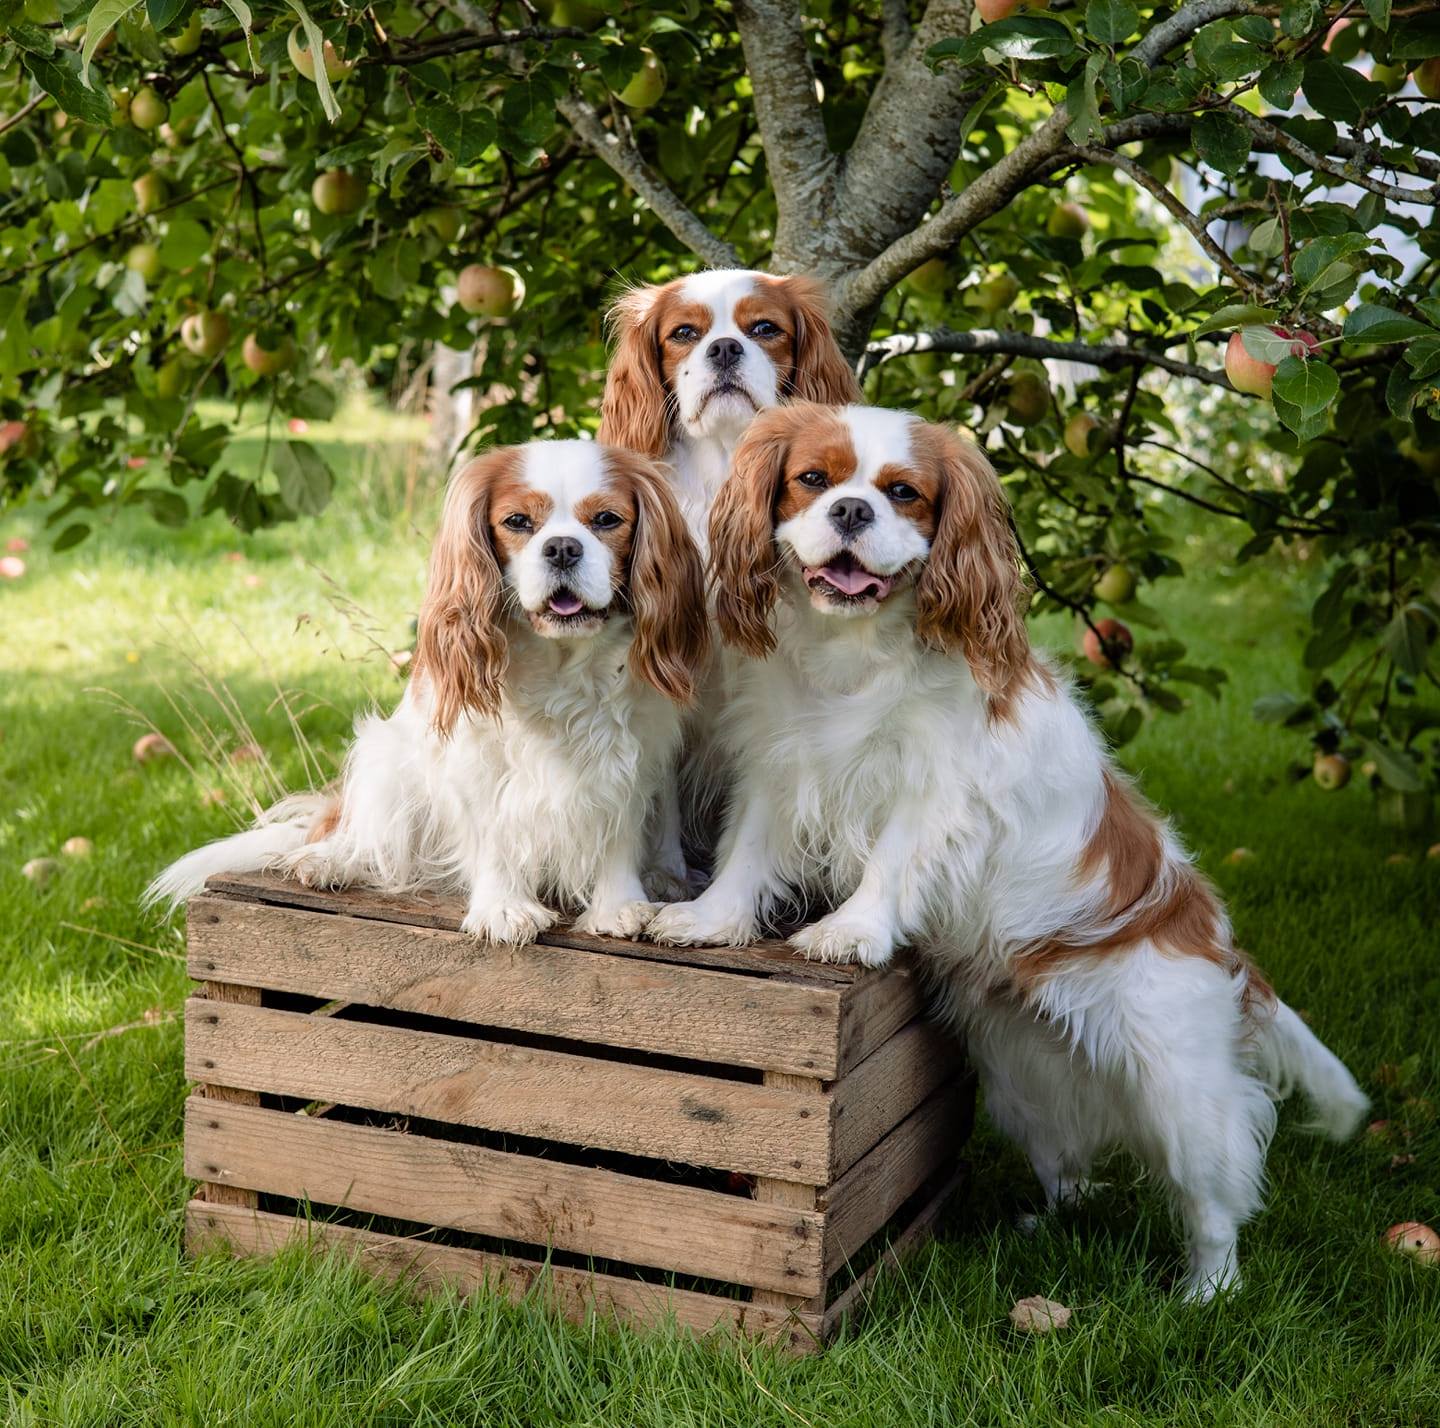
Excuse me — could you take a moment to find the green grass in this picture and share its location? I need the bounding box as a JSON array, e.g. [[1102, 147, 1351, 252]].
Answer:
[[3, 417, 1438, 1427]]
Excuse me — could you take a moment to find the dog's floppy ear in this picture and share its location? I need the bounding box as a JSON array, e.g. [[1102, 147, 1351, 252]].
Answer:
[[598, 284, 672, 460], [709, 406, 804, 658], [413, 448, 514, 734], [776, 275, 861, 406], [912, 422, 1031, 698], [606, 448, 711, 705]]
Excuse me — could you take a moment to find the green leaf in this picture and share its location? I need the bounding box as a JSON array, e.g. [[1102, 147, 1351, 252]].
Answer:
[[1258, 57, 1303, 108], [1272, 355, 1338, 418], [1392, 15, 1440, 59], [1065, 54, 1105, 144], [8, 21, 56, 55], [500, 78, 556, 151], [1344, 304, 1434, 345], [53, 522, 90, 551], [22, 51, 113, 125], [1363, 0, 1390, 27], [420, 104, 497, 166], [938, 16, 1076, 64], [1192, 112, 1250, 178], [598, 44, 643, 92], [81, 0, 142, 85], [1301, 57, 1386, 123], [1364, 740, 1424, 792], [283, 0, 341, 123], [1193, 303, 1280, 337], [1240, 325, 1297, 365], [1252, 691, 1311, 724], [142, 488, 189, 526], [1293, 234, 1370, 291], [272, 440, 334, 516], [217, 0, 257, 69], [1087, 0, 1139, 45], [1384, 604, 1432, 676], [159, 218, 209, 268], [1101, 57, 1148, 113], [146, 0, 189, 31], [1405, 336, 1440, 381], [287, 381, 337, 421]]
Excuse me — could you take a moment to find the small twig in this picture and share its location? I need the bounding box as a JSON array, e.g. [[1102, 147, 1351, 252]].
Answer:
[[0, 94, 44, 137]]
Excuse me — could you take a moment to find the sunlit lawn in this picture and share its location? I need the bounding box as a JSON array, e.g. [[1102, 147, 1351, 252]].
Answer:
[[2, 406, 1437, 1426]]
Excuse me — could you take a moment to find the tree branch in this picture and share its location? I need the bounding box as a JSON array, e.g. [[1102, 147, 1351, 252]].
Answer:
[[859, 326, 1243, 392], [554, 91, 742, 268], [836, 107, 1073, 317], [1131, 0, 1258, 67], [1068, 144, 1270, 300], [1227, 108, 1440, 206], [880, 0, 914, 63], [836, 0, 984, 266], [0, 94, 44, 138], [732, 0, 836, 261]]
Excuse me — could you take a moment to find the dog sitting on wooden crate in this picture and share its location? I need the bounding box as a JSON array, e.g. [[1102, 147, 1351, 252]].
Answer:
[[148, 440, 709, 943]]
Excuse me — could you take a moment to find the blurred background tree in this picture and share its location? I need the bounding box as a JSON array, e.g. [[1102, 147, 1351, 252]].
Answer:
[[1, 0, 1438, 821]]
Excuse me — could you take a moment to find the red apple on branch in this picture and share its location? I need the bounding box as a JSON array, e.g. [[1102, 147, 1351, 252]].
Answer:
[[1083, 618, 1133, 668]]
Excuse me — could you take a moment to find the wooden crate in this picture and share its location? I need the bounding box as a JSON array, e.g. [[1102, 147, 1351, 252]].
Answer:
[[182, 871, 973, 1352]]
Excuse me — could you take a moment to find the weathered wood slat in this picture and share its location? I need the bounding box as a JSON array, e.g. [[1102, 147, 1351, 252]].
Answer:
[[822, 1084, 966, 1276], [188, 896, 845, 1078], [829, 1018, 962, 1178], [185, 1200, 825, 1352], [184, 998, 833, 1181], [184, 1097, 824, 1295], [203, 871, 861, 984], [834, 963, 925, 1077], [821, 1165, 965, 1340], [198, 981, 262, 1208], [750, 1072, 826, 1314]]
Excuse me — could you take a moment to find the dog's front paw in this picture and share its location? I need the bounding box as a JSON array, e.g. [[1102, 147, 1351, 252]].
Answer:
[[646, 899, 756, 947], [575, 899, 660, 939], [642, 864, 696, 904], [461, 898, 556, 946], [788, 915, 895, 968], [282, 847, 351, 891]]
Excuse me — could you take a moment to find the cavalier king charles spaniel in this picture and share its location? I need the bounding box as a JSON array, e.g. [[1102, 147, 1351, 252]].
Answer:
[[598, 269, 859, 546], [648, 402, 1366, 1300], [149, 440, 708, 944]]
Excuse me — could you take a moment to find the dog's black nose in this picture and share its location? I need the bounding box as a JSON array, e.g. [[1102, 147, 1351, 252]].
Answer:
[[706, 336, 744, 371], [828, 497, 874, 536], [543, 535, 583, 570]]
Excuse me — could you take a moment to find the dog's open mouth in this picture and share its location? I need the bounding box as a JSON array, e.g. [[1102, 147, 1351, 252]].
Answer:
[[534, 588, 607, 629], [803, 551, 895, 603]]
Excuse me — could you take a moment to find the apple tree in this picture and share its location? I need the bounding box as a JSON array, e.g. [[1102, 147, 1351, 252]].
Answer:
[[2, 0, 1438, 819]]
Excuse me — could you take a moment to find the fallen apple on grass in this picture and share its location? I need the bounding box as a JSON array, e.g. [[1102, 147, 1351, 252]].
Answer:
[[5, 536, 28, 552], [22, 857, 61, 886], [61, 836, 94, 858], [1082, 617, 1132, 668], [0, 555, 25, 580], [1008, 1296, 1071, 1333], [133, 732, 176, 763], [1383, 1222, 1440, 1264]]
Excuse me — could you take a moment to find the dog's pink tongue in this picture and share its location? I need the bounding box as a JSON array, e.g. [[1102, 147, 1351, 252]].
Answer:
[[812, 563, 893, 598], [548, 591, 584, 616]]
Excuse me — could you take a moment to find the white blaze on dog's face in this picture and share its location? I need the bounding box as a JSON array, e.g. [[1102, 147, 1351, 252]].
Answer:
[[597, 270, 860, 461], [771, 406, 936, 618], [488, 441, 633, 636]]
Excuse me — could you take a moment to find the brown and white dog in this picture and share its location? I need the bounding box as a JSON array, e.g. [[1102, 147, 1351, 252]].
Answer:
[[148, 440, 709, 944], [649, 401, 1367, 1301], [598, 268, 859, 548]]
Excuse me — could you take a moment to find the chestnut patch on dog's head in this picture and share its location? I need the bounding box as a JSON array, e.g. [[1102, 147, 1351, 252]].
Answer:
[[487, 474, 553, 567], [773, 408, 859, 522]]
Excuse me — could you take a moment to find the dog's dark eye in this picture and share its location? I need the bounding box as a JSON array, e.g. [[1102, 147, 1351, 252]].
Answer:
[[591, 510, 623, 530], [669, 324, 700, 342], [749, 319, 781, 339], [795, 470, 828, 488], [886, 482, 920, 503], [501, 512, 533, 531]]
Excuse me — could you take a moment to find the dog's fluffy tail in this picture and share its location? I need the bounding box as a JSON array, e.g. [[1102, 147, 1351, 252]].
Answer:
[[1253, 997, 1369, 1140], [143, 792, 333, 911]]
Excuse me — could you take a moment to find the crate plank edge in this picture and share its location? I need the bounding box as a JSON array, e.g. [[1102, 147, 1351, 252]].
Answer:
[[183, 872, 974, 1353]]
